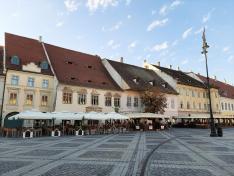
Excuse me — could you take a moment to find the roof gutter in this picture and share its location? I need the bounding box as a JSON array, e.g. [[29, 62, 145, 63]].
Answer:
[[3, 44, 6, 74]]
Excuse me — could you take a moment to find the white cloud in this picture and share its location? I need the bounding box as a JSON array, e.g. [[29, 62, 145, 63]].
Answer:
[[170, 0, 182, 8], [125, 0, 131, 6], [64, 0, 80, 12], [151, 42, 168, 52], [228, 55, 234, 63], [110, 21, 122, 31], [172, 40, 178, 46], [159, 5, 168, 15], [107, 40, 120, 49], [181, 59, 188, 65], [159, 0, 182, 16], [147, 18, 168, 31], [194, 27, 203, 35], [182, 27, 193, 39], [202, 8, 215, 23], [128, 41, 138, 49], [86, 0, 118, 12], [56, 21, 64, 27], [223, 46, 230, 53], [127, 15, 132, 19]]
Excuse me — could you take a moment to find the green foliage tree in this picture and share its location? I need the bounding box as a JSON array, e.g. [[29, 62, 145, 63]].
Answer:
[[141, 89, 167, 113]]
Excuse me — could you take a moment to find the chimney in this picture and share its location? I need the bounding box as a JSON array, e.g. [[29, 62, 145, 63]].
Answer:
[[169, 65, 172, 69], [224, 79, 227, 84], [38, 36, 43, 43], [214, 75, 217, 81], [177, 66, 180, 71], [120, 57, 123, 63], [198, 73, 200, 75], [144, 59, 147, 63], [157, 61, 160, 66]]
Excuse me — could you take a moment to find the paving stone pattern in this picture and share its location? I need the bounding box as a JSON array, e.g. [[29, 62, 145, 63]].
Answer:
[[0, 129, 234, 176]]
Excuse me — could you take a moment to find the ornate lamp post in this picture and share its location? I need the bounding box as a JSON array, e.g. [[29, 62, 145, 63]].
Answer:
[[201, 28, 217, 137]]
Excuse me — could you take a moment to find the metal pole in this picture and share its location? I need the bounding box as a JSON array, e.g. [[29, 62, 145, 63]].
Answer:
[[201, 28, 217, 137]]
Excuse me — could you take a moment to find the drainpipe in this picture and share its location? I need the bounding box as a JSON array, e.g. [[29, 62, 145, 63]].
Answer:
[[0, 70, 7, 127], [40, 38, 58, 111]]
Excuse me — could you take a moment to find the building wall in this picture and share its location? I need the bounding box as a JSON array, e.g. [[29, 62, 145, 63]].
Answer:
[[0, 75, 5, 113], [55, 84, 143, 113], [2, 70, 55, 125], [220, 97, 234, 118], [176, 84, 220, 117]]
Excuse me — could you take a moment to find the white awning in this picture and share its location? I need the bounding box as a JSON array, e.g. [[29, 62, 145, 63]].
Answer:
[[51, 111, 84, 120], [126, 113, 169, 119], [103, 112, 129, 120], [8, 110, 53, 120]]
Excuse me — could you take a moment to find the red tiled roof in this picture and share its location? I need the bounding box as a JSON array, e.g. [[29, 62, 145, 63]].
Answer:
[[0, 46, 3, 75], [44, 43, 121, 90], [197, 74, 234, 99], [5, 33, 53, 75], [107, 59, 178, 94]]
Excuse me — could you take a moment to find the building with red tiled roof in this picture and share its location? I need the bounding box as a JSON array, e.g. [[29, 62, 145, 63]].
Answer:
[[102, 59, 179, 117], [1, 33, 56, 127], [143, 61, 221, 122], [196, 74, 234, 120]]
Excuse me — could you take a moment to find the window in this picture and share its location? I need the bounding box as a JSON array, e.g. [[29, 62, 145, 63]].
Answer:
[[40, 61, 49, 69], [216, 104, 219, 110], [78, 94, 86, 105], [221, 103, 224, 110], [203, 92, 206, 98], [11, 55, 20, 65], [228, 103, 231, 110], [171, 99, 175, 109], [204, 104, 207, 110], [41, 95, 48, 106], [127, 97, 131, 107], [225, 103, 227, 110], [63, 92, 72, 104], [192, 91, 195, 97], [114, 97, 120, 107], [198, 92, 200, 98], [11, 75, 19, 85], [180, 101, 183, 109], [186, 89, 189, 96], [105, 97, 112, 106], [199, 103, 201, 110], [193, 102, 196, 109], [215, 92, 218, 98], [232, 104, 234, 111], [9, 93, 17, 105], [42, 79, 49, 88], [134, 97, 138, 107], [187, 102, 190, 109], [27, 77, 35, 87], [91, 95, 99, 105], [25, 94, 33, 105]]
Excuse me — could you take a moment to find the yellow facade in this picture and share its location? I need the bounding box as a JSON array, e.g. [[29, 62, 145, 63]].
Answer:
[[177, 84, 220, 116], [2, 69, 55, 122]]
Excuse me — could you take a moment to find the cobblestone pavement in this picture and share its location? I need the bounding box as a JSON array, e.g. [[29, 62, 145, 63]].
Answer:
[[0, 128, 234, 176]]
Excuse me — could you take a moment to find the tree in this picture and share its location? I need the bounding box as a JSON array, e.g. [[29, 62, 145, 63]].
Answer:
[[141, 89, 167, 113]]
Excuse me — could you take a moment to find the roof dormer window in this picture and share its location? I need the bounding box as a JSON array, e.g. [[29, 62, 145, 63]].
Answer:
[[149, 81, 154, 86], [70, 77, 76, 80], [40, 60, 49, 69], [11, 55, 20, 65], [133, 77, 139, 84], [88, 65, 92, 69], [88, 80, 92, 83], [162, 82, 167, 88], [66, 61, 73, 64]]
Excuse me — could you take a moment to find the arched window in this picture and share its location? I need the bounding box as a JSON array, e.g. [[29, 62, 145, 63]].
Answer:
[[11, 56, 20, 65], [40, 61, 49, 69]]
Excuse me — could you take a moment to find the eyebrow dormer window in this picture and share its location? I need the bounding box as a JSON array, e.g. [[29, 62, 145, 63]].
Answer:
[[40, 61, 49, 69], [88, 80, 92, 83], [11, 56, 20, 65], [88, 65, 92, 69]]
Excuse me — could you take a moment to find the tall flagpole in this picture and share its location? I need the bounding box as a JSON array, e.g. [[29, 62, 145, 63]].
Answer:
[[201, 28, 217, 137]]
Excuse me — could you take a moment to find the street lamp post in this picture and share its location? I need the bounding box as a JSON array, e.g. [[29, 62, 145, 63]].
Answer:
[[201, 28, 217, 137]]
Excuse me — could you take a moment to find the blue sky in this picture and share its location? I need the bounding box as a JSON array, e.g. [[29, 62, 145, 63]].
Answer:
[[0, 0, 233, 84]]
